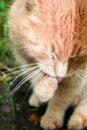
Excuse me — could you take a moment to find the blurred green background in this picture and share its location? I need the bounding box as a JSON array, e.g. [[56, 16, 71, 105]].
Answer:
[[0, 0, 15, 103], [0, 0, 14, 67]]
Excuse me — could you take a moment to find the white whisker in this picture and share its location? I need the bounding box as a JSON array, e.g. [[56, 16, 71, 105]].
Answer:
[[23, 71, 43, 102], [6, 68, 28, 76], [5, 64, 39, 78], [78, 69, 87, 74], [11, 66, 39, 83], [75, 72, 84, 80], [5, 63, 38, 73], [77, 71, 84, 77], [72, 74, 78, 87], [6, 69, 41, 101], [28, 71, 43, 91], [70, 76, 76, 87]]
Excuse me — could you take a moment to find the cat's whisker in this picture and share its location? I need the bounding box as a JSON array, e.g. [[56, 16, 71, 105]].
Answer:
[[5, 69, 41, 102], [73, 74, 79, 87], [70, 76, 76, 87], [22, 71, 43, 103], [5, 63, 38, 73], [13, 69, 41, 93], [11, 66, 39, 84], [5, 64, 38, 78], [28, 71, 44, 91], [78, 69, 87, 74], [75, 72, 84, 80], [5, 68, 28, 77], [77, 71, 84, 77], [77, 70, 87, 79]]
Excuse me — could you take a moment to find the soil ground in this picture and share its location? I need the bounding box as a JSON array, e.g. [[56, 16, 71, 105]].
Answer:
[[0, 88, 87, 130]]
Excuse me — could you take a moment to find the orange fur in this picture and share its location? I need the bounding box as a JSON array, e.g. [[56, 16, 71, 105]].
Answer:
[[9, 0, 87, 129]]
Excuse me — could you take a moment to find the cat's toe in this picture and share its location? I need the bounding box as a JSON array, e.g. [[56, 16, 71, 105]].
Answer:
[[41, 115, 63, 130], [29, 93, 41, 107], [68, 113, 87, 130]]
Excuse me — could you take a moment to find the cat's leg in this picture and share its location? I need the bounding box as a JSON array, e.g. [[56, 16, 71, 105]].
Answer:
[[68, 97, 87, 130], [40, 93, 64, 129], [40, 82, 78, 129], [40, 77, 83, 130]]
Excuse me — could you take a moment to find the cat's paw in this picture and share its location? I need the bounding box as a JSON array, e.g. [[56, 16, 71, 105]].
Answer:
[[41, 115, 63, 130], [68, 112, 87, 130], [29, 93, 41, 107], [34, 77, 58, 103]]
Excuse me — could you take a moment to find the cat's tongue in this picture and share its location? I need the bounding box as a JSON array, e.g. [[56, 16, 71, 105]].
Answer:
[[44, 73, 63, 83], [57, 77, 63, 83]]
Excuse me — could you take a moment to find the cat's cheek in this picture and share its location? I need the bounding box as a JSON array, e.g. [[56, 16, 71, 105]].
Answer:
[[34, 77, 58, 102]]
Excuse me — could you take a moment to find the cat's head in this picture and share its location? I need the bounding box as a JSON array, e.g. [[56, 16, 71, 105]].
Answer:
[[9, 0, 87, 82]]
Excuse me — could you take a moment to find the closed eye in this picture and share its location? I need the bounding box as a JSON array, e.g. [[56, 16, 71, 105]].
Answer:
[[51, 53, 56, 60]]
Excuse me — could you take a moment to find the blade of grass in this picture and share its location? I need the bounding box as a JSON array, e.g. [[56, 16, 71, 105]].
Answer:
[[0, 75, 15, 120]]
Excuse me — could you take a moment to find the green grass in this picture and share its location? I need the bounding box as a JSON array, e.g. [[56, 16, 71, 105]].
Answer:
[[0, 0, 14, 66], [0, 0, 16, 119]]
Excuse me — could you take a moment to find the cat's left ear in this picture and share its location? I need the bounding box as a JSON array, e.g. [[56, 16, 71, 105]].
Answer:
[[25, 0, 36, 11], [26, 0, 42, 11]]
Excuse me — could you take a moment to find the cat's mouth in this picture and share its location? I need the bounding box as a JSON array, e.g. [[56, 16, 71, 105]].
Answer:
[[56, 76, 63, 82], [44, 73, 63, 83]]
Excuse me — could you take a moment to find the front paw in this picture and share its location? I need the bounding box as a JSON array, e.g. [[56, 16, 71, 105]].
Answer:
[[41, 115, 63, 130], [68, 112, 87, 130], [29, 93, 41, 107], [34, 77, 58, 103]]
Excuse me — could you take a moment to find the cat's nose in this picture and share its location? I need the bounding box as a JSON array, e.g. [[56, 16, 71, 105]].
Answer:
[[57, 76, 63, 83]]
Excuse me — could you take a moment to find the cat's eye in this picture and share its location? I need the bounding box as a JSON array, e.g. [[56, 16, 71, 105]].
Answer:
[[51, 53, 56, 60], [47, 52, 56, 60]]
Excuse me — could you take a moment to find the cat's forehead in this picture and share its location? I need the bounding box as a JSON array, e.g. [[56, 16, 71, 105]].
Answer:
[[35, 0, 76, 23], [28, 0, 86, 60], [29, 0, 78, 54]]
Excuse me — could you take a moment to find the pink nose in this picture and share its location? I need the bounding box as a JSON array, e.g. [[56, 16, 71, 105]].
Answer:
[[57, 76, 63, 83]]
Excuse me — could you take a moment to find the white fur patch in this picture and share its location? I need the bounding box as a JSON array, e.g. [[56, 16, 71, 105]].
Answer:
[[29, 14, 40, 23], [56, 62, 68, 77]]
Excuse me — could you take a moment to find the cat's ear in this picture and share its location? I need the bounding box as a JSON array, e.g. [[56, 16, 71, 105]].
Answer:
[[26, 0, 42, 23], [25, 0, 36, 11], [25, 0, 41, 12], [26, 0, 42, 8]]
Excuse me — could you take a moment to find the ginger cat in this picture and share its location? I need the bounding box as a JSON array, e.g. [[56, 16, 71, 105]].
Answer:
[[9, 0, 87, 129]]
